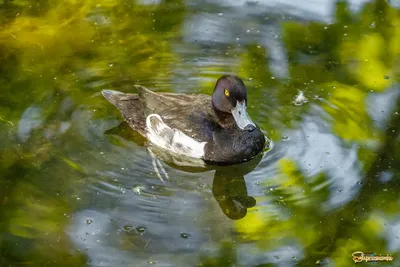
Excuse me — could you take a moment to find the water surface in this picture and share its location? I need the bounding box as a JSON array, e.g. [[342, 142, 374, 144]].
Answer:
[[0, 0, 399, 266]]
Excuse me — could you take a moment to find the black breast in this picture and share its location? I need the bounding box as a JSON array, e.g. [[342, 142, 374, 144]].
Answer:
[[184, 110, 215, 142], [203, 126, 266, 165]]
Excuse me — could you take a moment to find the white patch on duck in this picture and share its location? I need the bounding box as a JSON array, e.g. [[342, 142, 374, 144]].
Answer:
[[145, 114, 206, 159]]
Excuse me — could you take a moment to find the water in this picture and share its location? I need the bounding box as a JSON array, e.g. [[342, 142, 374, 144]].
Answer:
[[0, 0, 399, 266]]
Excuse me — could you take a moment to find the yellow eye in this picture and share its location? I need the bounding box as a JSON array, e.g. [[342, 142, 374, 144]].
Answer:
[[224, 89, 230, 97]]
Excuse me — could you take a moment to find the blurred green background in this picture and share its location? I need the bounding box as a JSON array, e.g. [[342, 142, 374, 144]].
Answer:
[[0, 0, 399, 266]]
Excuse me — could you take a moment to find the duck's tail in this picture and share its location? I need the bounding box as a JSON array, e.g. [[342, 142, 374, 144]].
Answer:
[[101, 90, 124, 107], [102, 90, 147, 136]]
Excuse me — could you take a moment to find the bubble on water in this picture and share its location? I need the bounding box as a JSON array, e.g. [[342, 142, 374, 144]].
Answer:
[[282, 135, 290, 141], [293, 91, 308, 106], [324, 26, 328, 30], [217, 12, 223, 16], [148, 260, 157, 264], [292, 256, 297, 260], [246, 29, 250, 33], [136, 226, 147, 233], [132, 185, 145, 195], [86, 219, 93, 225], [108, 63, 114, 67], [236, 37, 240, 41], [198, 183, 206, 189], [123, 225, 133, 232], [316, 260, 321, 264], [180, 233, 190, 239], [369, 22, 376, 28]]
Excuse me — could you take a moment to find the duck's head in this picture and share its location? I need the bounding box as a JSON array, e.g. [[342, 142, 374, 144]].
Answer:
[[212, 75, 256, 131]]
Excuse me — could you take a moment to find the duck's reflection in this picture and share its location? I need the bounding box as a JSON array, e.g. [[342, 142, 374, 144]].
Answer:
[[213, 173, 256, 219], [105, 122, 262, 220]]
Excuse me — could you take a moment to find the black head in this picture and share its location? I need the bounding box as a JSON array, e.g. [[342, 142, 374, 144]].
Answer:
[[212, 75, 256, 131]]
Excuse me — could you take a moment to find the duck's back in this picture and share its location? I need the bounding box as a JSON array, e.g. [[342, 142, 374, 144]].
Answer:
[[102, 86, 217, 142]]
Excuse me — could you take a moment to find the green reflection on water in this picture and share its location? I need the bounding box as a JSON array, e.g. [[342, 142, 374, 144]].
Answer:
[[0, 0, 399, 266]]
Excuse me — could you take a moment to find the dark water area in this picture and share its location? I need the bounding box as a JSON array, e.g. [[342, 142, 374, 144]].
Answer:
[[0, 0, 399, 266]]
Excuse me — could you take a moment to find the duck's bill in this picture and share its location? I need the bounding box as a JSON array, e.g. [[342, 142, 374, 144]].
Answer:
[[232, 101, 256, 131]]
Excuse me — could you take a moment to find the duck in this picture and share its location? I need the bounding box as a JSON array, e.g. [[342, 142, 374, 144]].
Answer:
[[101, 75, 266, 165]]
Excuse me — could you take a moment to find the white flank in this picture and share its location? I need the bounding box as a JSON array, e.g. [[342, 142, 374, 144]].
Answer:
[[145, 114, 206, 159]]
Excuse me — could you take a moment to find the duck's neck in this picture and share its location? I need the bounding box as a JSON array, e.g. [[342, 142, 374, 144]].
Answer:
[[213, 109, 236, 129]]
